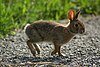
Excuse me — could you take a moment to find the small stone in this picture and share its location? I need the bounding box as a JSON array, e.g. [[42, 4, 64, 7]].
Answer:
[[98, 60, 100, 63]]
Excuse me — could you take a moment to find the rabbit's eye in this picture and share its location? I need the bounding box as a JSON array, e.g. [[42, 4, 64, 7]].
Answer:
[[75, 24, 78, 27]]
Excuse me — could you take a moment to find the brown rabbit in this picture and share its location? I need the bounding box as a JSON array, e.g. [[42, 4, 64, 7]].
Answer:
[[25, 10, 85, 56]]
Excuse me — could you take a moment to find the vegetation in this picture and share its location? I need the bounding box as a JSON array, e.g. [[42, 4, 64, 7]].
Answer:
[[0, 0, 100, 38]]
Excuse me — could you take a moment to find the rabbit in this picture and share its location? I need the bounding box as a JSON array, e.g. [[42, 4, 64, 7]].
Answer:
[[25, 10, 85, 56]]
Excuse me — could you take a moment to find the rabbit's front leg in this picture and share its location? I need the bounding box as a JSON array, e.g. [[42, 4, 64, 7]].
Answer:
[[51, 45, 58, 55], [51, 44, 63, 56], [58, 45, 63, 56], [27, 40, 36, 56]]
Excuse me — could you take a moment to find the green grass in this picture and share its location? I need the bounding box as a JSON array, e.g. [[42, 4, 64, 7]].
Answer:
[[0, 0, 100, 38]]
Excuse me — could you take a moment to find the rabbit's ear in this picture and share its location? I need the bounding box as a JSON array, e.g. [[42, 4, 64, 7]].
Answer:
[[75, 10, 80, 19], [68, 10, 75, 21]]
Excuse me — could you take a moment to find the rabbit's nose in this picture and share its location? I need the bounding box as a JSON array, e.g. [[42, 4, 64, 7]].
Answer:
[[81, 28, 85, 34], [80, 28, 85, 34]]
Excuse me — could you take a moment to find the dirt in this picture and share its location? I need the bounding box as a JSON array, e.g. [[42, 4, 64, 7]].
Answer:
[[0, 16, 100, 67]]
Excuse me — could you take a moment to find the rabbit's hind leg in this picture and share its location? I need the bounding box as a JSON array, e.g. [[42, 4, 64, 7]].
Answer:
[[33, 43, 40, 54], [27, 40, 36, 56]]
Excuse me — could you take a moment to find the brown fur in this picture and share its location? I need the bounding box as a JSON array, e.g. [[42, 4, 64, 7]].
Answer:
[[25, 10, 85, 56]]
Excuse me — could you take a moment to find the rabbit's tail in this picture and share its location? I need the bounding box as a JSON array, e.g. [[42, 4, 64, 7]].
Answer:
[[24, 23, 30, 32]]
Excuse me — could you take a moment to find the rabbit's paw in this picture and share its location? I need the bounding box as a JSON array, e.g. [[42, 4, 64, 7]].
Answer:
[[51, 50, 57, 55], [31, 50, 36, 57]]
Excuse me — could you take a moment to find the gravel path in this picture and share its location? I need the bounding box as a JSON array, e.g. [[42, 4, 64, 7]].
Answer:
[[0, 16, 100, 67]]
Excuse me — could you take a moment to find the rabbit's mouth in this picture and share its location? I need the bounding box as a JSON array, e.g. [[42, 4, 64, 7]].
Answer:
[[79, 28, 85, 34]]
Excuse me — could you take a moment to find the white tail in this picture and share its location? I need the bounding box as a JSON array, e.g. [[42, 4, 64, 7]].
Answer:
[[24, 24, 30, 32]]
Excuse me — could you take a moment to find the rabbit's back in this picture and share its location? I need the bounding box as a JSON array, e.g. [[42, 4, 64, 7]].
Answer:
[[25, 20, 60, 42], [25, 20, 74, 44]]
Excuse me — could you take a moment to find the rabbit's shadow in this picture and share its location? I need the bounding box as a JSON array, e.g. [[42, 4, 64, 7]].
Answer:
[[9, 55, 69, 64]]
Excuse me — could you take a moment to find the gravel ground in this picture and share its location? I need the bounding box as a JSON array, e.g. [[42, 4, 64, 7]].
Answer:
[[0, 16, 100, 67]]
